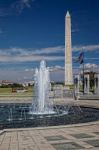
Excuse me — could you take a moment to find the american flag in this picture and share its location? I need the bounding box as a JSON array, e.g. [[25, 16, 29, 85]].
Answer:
[[77, 52, 84, 64]]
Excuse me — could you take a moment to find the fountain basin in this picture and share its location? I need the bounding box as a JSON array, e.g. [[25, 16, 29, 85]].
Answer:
[[0, 103, 99, 129]]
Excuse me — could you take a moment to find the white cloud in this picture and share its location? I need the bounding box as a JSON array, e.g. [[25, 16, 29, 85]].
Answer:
[[0, 0, 35, 17], [80, 63, 99, 73], [48, 66, 64, 72], [73, 44, 99, 52], [28, 46, 64, 55], [11, 0, 34, 13], [84, 63, 98, 68], [0, 46, 64, 62], [0, 45, 64, 56], [0, 54, 64, 62], [24, 65, 64, 74], [22, 0, 35, 7], [25, 68, 34, 72], [85, 57, 99, 60], [0, 69, 34, 82], [0, 68, 65, 82], [0, 44, 99, 63]]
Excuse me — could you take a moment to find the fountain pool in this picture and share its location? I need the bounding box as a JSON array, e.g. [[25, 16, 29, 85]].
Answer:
[[0, 103, 99, 129], [0, 60, 99, 129]]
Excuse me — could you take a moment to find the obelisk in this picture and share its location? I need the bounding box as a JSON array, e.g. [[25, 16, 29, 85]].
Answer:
[[65, 11, 73, 86]]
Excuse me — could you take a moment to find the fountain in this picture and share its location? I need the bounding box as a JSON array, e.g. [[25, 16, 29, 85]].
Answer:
[[0, 60, 99, 129], [30, 60, 54, 114]]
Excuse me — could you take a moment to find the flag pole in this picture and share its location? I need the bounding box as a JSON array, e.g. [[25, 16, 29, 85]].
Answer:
[[76, 49, 85, 94], [82, 49, 84, 94]]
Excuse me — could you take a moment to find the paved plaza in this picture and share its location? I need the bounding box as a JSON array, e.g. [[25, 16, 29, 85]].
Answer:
[[0, 122, 99, 150], [0, 100, 99, 150]]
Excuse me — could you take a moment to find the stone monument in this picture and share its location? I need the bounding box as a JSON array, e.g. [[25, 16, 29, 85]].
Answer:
[[65, 11, 73, 87]]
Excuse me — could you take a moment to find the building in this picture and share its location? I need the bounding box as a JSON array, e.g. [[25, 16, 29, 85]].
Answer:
[[74, 70, 99, 95]]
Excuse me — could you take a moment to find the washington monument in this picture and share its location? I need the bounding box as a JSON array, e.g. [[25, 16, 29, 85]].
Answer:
[[65, 11, 73, 86]]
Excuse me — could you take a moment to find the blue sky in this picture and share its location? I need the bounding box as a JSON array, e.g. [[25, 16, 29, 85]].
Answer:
[[0, 0, 99, 82]]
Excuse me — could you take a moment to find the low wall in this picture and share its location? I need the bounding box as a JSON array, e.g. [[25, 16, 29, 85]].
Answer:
[[0, 96, 32, 103]]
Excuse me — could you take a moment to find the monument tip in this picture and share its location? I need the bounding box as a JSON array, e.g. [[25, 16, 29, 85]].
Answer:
[[66, 11, 70, 17]]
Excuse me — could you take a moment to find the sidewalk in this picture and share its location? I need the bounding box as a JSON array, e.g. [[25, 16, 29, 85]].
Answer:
[[0, 100, 99, 149]]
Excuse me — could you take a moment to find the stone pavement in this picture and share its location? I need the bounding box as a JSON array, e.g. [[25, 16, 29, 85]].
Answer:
[[0, 122, 99, 150], [0, 100, 99, 150]]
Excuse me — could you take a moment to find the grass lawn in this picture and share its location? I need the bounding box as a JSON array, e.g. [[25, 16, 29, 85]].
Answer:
[[0, 87, 33, 97]]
